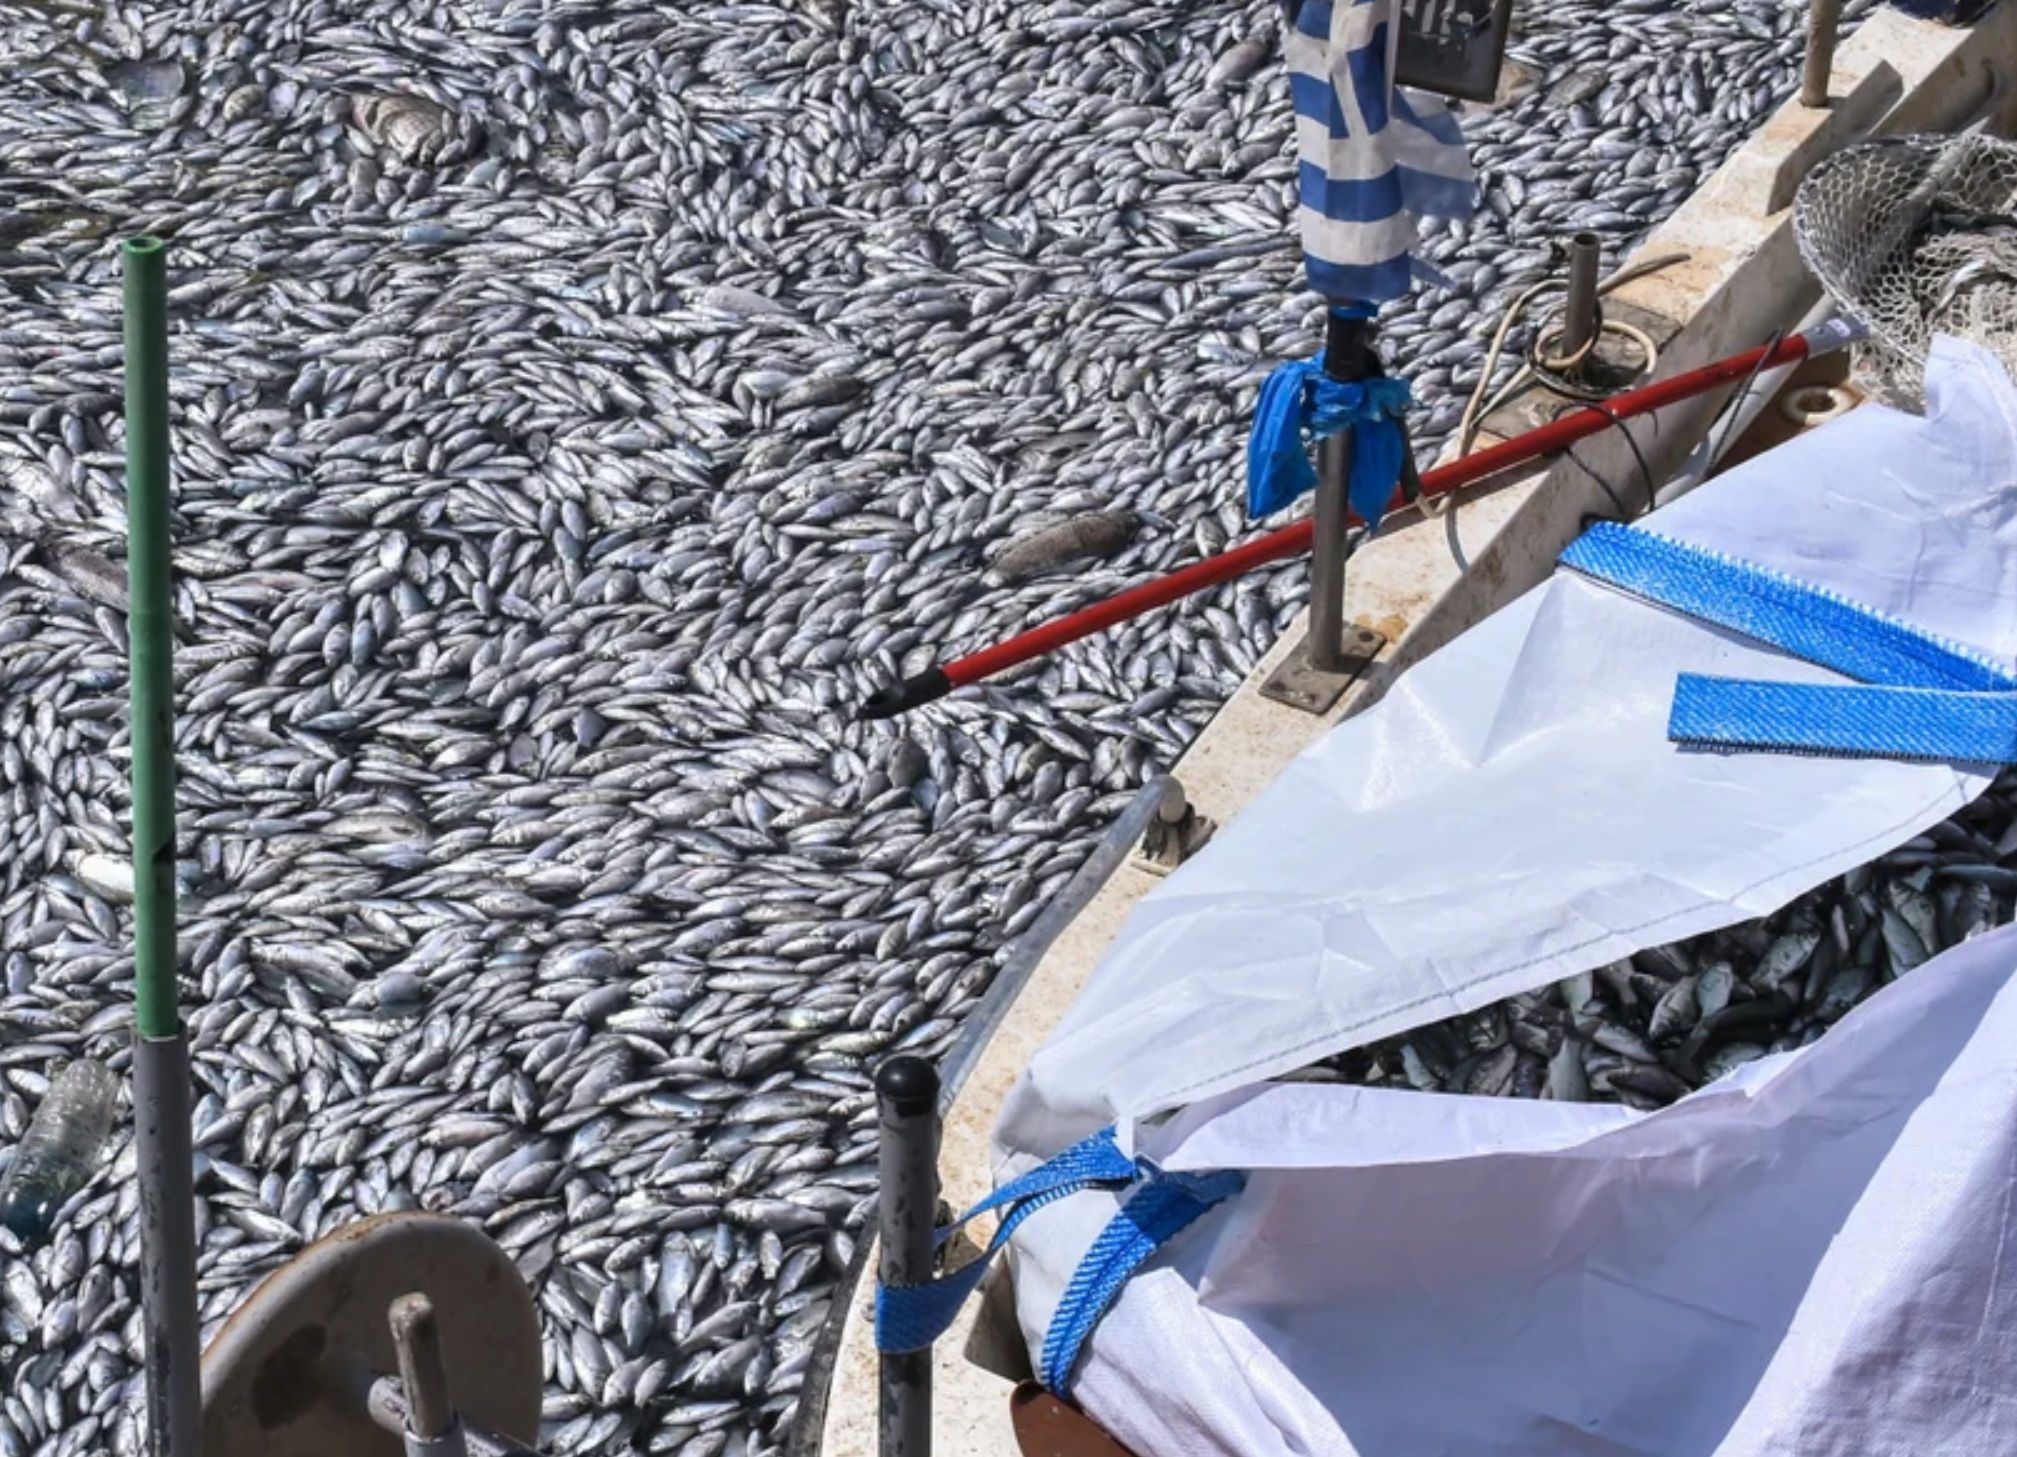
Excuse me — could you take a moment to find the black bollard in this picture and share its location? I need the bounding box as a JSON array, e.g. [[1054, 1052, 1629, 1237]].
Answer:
[[876, 1056, 941, 1457]]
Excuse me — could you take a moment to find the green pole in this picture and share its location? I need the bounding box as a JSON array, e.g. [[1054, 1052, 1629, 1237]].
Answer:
[[123, 234, 202, 1457], [123, 235, 178, 1042]]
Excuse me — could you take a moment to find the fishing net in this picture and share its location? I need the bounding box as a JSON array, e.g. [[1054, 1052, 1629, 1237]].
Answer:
[[1793, 132, 2017, 408]]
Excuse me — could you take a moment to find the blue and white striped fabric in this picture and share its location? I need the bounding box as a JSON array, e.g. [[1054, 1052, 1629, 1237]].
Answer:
[[1283, 0, 1477, 302]]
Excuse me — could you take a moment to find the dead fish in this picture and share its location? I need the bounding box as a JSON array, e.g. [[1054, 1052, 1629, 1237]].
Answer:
[[1207, 37, 1270, 88], [985, 511, 1142, 586]]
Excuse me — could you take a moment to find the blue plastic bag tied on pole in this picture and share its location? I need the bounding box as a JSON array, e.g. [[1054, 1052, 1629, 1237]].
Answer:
[[1246, 366, 1412, 527]]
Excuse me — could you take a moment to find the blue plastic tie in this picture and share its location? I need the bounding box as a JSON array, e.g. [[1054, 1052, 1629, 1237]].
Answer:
[[1560, 521, 2017, 764], [1246, 364, 1412, 526]]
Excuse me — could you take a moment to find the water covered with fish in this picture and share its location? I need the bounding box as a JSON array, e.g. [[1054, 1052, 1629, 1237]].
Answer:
[[0, 0, 1882, 1453]]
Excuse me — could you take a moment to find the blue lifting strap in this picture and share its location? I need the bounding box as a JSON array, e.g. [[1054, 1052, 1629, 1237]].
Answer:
[[1246, 365, 1412, 528], [874, 1126, 1246, 1392], [875, 1127, 1136, 1355], [1559, 521, 2017, 764], [1038, 1166, 1246, 1396]]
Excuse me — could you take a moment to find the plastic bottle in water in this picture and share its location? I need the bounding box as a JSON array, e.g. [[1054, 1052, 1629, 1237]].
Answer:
[[0, 1060, 118, 1244]]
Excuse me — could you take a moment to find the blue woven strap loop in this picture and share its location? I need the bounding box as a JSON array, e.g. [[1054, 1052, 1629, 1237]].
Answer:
[[1561, 522, 2016, 694], [1247, 363, 1412, 527], [874, 1126, 1247, 1386], [1038, 1167, 1247, 1396], [1559, 521, 2017, 764], [875, 1127, 1137, 1355]]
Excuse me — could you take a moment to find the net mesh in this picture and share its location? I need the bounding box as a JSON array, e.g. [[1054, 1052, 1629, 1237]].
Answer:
[[1793, 132, 2017, 408]]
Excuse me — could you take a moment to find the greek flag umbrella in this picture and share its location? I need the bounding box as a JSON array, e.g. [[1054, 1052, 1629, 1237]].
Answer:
[[1284, 0, 1477, 303], [1246, 0, 1478, 529]]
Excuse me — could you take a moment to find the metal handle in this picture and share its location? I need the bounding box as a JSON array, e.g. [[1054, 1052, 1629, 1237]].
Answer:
[[389, 1294, 468, 1457], [876, 1057, 941, 1457], [367, 1379, 528, 1457]]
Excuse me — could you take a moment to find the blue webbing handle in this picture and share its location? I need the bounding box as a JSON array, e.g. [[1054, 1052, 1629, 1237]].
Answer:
[[875, 1127, 1137, 1355], [1038, 1167, 1247, 1396], [1560, 522, 2017, 764], [874, 1124, 1249, 1390], [1561, 522, 2016, 694], [1672, 676, 2017, 765]]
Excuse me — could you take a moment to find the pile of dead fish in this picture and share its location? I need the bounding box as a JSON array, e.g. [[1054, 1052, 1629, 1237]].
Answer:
[[0, 0, 1879, 1453], [1300, 770, 2017, 1105]]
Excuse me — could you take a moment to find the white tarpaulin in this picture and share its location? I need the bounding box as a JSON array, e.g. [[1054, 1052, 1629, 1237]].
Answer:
[[990, 339, 2017, 1454], [999, 338, 2017, 1153], [1022, 921, 2017, 1457]]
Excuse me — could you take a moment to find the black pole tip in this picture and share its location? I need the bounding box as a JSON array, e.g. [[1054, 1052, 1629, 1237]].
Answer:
[[1323, 310, 1379, 382], [856, 667, 952, 721], [876, 1056, 940, 1115]]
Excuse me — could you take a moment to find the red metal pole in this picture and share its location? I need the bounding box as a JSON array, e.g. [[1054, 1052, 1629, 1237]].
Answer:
[[857, 327, 1847, 719]]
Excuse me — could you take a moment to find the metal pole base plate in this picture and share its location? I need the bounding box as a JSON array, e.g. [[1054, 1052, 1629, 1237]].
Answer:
[[1258, 624, 1387, 716], [1131, 780, 1216, 877], [201, 1212, 542, 1457]]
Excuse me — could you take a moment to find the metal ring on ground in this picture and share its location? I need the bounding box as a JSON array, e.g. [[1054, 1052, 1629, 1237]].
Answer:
[[1778, 383, 1857, 428]]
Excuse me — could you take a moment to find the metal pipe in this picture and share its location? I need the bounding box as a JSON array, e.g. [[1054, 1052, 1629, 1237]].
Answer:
[[134, 1034, 199, 1457], [1656, 296, 1845, 509], [1560, 232, 1603, 366], [1802, 0, 1844, 108], [855, 322, 1868, 718], [876, 1056, 940, 1457], [123, 233, 200, 1457], [1306, 430, 1355, 673], [390, 1294, 468, 1457], [786, 773, 1177, 1457], [1309, 308, 1376, 673], [124, 234, 178, 1044]]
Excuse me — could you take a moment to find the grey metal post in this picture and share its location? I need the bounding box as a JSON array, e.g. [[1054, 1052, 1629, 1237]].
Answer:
[[1306, 429, 1356, 673], [876, 1056, 940, 1457], [1308, 308, 1378, 674], [1560, 232, 1603, 367], [133, 1033, 200, 1457], [390, 1293, 468, 1457], [1802, 0, 1843, 107]]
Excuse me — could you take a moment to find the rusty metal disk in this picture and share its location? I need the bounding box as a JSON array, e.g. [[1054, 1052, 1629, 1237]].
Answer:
[[200, 1212, 541, 1457]]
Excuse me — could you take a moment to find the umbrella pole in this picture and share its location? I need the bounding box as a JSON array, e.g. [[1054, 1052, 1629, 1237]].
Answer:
[[1307, 308, 1371, 675], [123, 234, 201, 1457]]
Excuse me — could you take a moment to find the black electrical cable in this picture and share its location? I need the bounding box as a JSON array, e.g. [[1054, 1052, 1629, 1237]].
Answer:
[[1560, 396, 1660, 526], [1709, 326, 1788, 469], [1564, 443, 1634, 524], [1590, 402, 1660, 512]]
